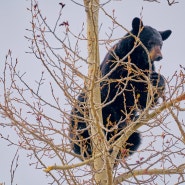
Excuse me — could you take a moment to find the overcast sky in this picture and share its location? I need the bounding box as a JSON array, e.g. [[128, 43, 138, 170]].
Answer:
[[0, 0, 185, 184]]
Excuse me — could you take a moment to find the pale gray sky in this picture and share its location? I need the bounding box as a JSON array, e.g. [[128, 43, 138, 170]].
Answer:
[[0, 0, 184, 184]]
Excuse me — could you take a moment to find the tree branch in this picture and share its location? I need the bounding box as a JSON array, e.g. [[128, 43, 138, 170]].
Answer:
[[114, 163, 185, 184], [110, 93, 185, 167]]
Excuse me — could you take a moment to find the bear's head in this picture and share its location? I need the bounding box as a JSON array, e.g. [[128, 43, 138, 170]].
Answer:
[[132, 17, 172, 62]]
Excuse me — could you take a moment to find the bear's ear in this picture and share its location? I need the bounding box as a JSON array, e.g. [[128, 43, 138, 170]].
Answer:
[[160, 30, 172, 41], [132, 17, 143, 34]]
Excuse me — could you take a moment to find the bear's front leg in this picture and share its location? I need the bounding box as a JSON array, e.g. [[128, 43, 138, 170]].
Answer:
[[150, 72, 165, 103]]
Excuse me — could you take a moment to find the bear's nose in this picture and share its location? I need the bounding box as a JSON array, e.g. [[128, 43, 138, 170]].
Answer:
[[155, 56, 163, 61]]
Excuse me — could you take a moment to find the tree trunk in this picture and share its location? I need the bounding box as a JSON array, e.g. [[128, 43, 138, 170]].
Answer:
[[83, 0, 112, 184]]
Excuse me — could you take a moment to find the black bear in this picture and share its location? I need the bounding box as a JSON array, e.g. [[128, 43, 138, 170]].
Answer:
[[69, 17, 172, 159]]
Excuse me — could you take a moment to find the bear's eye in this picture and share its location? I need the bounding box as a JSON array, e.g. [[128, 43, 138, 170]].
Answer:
[[148, 41, 162, 50], [148, 41, 155, 46]]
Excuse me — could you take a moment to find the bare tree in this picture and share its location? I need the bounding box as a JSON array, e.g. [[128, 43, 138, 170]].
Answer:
[[0, 0, 184, 184]]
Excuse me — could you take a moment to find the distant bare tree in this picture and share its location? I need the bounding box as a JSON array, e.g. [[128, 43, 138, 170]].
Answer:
[[0, 0, 184, 184]]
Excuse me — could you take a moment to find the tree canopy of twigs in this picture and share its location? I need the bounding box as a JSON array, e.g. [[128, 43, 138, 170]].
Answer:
[[0, 0, 184, 185]]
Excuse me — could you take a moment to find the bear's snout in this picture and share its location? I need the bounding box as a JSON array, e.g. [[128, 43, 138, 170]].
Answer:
[[149, 45, 163, 62]]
